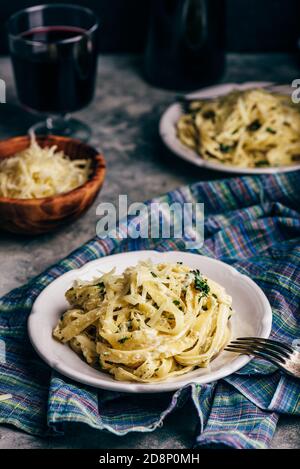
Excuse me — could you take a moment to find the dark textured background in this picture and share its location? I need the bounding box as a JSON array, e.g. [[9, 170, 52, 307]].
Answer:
[[0, 0, 299, 54]]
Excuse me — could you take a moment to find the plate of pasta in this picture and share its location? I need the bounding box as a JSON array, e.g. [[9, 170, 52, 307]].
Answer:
[[28, 251, 272, 392], [160, 82, 300, 173]]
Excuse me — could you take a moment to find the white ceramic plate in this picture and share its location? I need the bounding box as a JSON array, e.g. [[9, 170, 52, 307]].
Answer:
[[28, 250, 272, 393], [160, 81, 300, 174]]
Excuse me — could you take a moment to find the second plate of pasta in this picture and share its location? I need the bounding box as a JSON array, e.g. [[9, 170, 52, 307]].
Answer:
[[160, 82, 300, 174], [28, 251, 272, 392]]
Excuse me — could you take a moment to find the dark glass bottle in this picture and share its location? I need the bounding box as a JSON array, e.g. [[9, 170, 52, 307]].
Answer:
[[144, 0, 226, 90]]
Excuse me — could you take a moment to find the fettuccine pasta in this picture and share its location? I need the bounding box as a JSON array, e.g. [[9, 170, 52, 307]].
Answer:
[[177, 88, 300, 168], [53, 260, 232, 383]]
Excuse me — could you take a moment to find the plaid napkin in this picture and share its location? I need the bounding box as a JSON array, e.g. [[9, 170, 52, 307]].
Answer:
[[0, 172, 299, 449]]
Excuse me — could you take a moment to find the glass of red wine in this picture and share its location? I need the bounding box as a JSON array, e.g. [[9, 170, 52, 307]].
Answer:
[[7, 4, 99, 141]]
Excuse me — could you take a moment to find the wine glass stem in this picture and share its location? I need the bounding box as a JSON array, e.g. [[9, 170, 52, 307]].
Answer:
[[46, 115, 70, 133], [29, 114, 91, 141]]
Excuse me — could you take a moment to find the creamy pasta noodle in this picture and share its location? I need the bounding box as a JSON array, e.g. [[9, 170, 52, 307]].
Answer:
[[53, 261, 233, 383], [177, 89, 300, 168]]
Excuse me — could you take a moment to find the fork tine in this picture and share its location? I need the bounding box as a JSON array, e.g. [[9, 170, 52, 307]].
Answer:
[[230, 341, 289, 361], [235, 337, 294, 354], [176, 94, 201, 104], [176, 83, 280, 110], [231, 340, 290, 359], [225, 343, 286, 363], [224, 345, 285, 366], [176, 95, 192, 113], [176, 94, 211, 113]]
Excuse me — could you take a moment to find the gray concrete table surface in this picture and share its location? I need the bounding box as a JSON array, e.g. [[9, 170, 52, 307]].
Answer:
[[0, 53, 299, 449]]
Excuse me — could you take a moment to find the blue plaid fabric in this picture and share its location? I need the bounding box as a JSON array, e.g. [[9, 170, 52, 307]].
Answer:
[[0, 172, 299, 448]]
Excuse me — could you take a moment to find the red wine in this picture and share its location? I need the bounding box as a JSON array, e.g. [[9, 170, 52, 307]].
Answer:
[[21, 25, 87, 43], [11, 26, 97, 113]]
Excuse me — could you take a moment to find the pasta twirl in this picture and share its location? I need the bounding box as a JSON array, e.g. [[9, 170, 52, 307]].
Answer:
[[53, 261, 233, 383]]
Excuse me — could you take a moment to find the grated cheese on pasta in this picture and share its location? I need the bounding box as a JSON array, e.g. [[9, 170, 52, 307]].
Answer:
[[53, 260, 232, 383], [177, 88, 300, 168]]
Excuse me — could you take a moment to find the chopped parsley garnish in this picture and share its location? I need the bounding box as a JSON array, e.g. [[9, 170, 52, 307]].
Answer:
[[118, 336, 130, 344], [255, 160, 268, 167], [172, 300, 183, 311], [192, 270, 210, 296], [266, 127, 276, 134], [247, 119, 261, 132], [151, 272, 157, 278], [97, 282, 105, 296], [219, 143, 234, 153], [212, 293, 217, 299], [98, 359, 104, 369]]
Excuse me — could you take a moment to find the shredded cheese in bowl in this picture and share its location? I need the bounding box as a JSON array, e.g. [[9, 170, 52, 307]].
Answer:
[[0, 137, 92, 199]]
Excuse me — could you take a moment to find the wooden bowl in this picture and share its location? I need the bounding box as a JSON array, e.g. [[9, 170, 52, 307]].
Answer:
[[0, 135, 106, 235]]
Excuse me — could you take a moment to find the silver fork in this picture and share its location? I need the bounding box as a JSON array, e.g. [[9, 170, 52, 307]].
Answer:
[[225, 337, 300, 378], [176, 83, 289, 113]]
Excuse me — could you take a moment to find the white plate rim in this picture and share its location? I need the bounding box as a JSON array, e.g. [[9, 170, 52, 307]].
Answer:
[[28, 250, 273, 393], [159, 81, 300, 174]]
